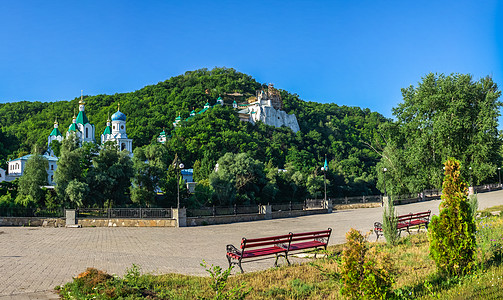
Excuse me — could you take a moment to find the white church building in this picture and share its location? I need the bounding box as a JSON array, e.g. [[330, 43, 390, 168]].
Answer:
[[6, 92, 133, 184], [101, 104, 133, 153]]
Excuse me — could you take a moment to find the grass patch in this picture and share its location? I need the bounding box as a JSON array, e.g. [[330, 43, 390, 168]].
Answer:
[[58, 215, 503, 299], [479, 205, 503, 213]]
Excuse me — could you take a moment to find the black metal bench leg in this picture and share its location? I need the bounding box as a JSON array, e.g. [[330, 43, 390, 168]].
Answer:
[[285, 253, 291, 265], [238, 259, 244, 273], [274, 254, 279, 267], [226, 255, 232, 269]]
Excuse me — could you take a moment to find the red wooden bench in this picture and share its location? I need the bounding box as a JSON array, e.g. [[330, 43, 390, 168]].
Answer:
[[374, 210, 431, 240], [288, 228, 332, 258], [226, 228, 332, 273], [408, 211, 431, 231], [226, 234, 292, 273]]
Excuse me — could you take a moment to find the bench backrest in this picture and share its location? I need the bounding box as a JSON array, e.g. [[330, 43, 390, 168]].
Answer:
[[411, 210, 431, 220], [240, 234, 292, 252], [397, 213, 413, 223], [290, 228, 332, 244]]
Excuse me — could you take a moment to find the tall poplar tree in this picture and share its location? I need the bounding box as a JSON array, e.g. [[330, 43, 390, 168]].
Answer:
[[378, 73, 502, 194], [16, 154, 48, 207]]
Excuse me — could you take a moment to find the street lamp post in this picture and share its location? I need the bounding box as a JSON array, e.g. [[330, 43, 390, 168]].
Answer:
[[321, 154, 328, 202], [498, 167, 501, 187], [383, 168, 387, 197], [321, 166, 327, 201], [469, 167, 473, 187], [382, 168, 387, 206], [174, 159, 184, 209]]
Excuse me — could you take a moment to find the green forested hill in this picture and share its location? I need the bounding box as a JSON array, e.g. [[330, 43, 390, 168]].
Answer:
[[0, 67, 388, 197]]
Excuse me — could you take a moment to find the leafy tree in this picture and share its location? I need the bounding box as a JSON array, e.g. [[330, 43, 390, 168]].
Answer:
[[306, 173, 324, 199], [16, 154, 48, 207], [131, 143, 169, 206], [66, 179, 89, 208], [429, 158, 476, 276], [49, 140, 62, 157], [378, 73, 502, 194], [209, 153, 266, 205], [88, 142, 134, 208], [54, 135, 93, 206]]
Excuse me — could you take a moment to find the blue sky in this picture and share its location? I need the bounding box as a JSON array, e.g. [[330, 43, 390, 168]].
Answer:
[[0, 0, 501, 120]]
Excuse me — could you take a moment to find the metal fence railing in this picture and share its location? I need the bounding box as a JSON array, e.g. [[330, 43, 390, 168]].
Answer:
[[76, 208, 172, 219], [473, 183, 501, 193], [271, 202, 305, 212], [186, 205, 261, 217], [0, 207, 64, 218], [305, 199, 325, 209], [330, 195, 382, 205]]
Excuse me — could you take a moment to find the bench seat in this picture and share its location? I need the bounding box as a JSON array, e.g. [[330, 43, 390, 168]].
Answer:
[[409, 219, 428, 226], [226, 228, 331, 273], [227, 246, 287, 260], [288, 240, 326, 251]]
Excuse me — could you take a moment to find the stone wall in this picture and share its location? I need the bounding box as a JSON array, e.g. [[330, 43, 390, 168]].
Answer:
[[1, 208, 329, 227], [0, 217, 65, 227], [187, 208, 329, 226], [78, 218, 176, 227]]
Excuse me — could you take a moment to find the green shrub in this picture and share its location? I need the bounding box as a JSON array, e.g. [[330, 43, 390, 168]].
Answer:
[[200, 260, 251, 300], [340, 228, 395, 299], [429, 158, 476, 276], [468, 194, 478, 220], [382, 197, 399, 246]]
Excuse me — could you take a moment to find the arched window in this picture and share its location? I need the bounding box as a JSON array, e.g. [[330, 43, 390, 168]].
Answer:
[[86, 128, 89, 138], [51, 165, 54, 170], [51, 175, 54, 182], [121, 143, 126, 151]]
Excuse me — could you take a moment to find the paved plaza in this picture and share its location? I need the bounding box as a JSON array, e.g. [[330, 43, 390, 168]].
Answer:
[[1, 190, 503, 298]]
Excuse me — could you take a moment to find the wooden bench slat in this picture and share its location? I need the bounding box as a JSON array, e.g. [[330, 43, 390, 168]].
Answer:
[[242, 238, 291, 249], [288, 241, 326, 251], [244, 234, 292, 243], [291, 233, 330, 243], [242, 247, 286, 258], [289, 230, 331, 237]]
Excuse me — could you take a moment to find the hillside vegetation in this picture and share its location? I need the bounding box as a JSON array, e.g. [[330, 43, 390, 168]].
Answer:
[[0, 67, 388, 198]]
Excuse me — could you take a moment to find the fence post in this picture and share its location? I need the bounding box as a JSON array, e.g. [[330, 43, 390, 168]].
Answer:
[[172, 208, 187, 227], [324, 199, 332, 213], [345, 197, 348, 204], [259, 204, 272, 220], [233, 204, 237, 215], [65, 209, 80, 228], [212, 205, 216, 217], [289, 201, 292, 211]]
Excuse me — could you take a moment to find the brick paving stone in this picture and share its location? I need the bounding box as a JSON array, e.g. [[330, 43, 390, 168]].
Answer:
[[1, 190, 502, 297]]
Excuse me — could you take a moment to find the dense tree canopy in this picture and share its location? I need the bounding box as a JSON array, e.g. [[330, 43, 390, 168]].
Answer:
[[377, 73, 502, 195], [1, 69, 501, 209], [0, 67, 388, 198]]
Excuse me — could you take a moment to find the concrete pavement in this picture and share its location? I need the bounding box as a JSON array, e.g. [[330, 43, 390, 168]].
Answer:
[[1, 190, 502, 298]]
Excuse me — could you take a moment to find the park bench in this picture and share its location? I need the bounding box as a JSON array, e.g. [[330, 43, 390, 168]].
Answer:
[[226, 228, 332, 273], [374, 210, 431, 241], [226, 234, 292, 273], [288, 228, 332, 258]]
